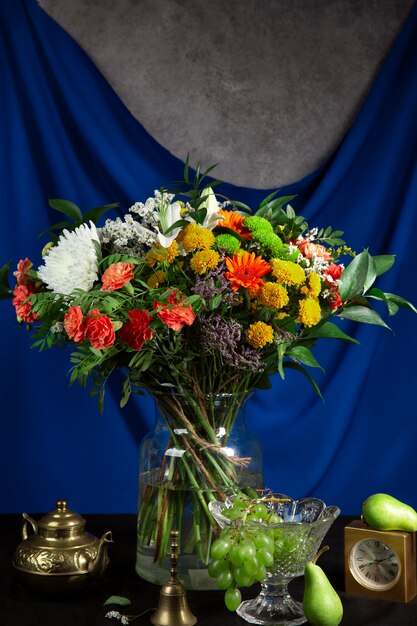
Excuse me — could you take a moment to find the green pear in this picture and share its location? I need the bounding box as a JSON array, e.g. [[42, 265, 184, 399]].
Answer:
[[362, 493, 417, 531], [303, 561, 343, 626]]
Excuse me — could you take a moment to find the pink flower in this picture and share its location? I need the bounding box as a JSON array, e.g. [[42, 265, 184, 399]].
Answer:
[[64, 306, 86, 342], [101, 262, 135, 292], [85, 309, 115, 349], [119, 309, 153, 350], [12, 284, 37, 323]]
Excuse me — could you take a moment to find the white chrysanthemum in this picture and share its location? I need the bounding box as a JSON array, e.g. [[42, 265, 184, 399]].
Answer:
[[38, 222, 100, 295]]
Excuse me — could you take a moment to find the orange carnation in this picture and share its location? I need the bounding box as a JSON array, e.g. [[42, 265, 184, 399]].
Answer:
[[12, 284, 37, 323], [64, 305, 86, 342], [101, 262, 135, 291], [225, 251, 271, 293], [13, 258, 33, 286], [154, 291, 195, 331], [85, 309, 115, 349], [298, 239, 332, 261]]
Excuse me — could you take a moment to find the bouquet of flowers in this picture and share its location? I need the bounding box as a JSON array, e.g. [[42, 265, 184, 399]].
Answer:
[[3, 163, 415, 584]]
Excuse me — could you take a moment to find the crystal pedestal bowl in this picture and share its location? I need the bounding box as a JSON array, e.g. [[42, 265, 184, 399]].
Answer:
[[209, 493, 340, 626]]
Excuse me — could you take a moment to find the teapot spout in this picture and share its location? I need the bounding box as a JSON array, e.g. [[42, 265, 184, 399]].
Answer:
[[87, 530, 113, 578]]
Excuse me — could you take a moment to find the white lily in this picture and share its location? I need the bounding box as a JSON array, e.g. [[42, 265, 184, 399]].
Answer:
[[156, 199, 187, 247], [198, 187, 222, 230]]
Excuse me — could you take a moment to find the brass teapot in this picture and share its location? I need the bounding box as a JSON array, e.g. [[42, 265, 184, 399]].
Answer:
[[12, 500, 112, 594]]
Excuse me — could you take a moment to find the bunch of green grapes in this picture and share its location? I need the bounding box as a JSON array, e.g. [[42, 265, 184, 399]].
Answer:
[[208, 493, 283, 611]]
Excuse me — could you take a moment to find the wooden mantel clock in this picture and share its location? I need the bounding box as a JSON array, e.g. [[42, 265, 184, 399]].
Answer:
[[344, 520, 417, 602]]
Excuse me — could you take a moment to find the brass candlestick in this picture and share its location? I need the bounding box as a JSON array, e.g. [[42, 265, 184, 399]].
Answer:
[[150, 530, 197, 626]]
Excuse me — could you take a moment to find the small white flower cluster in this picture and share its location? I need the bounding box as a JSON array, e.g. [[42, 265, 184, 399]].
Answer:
[[303, 227, 318, 241], [50, 321, 64, 333], [129, 189, 175, 227], [100, 213, 157, 254], [304, 254, 331, 275], [100, 190, 184, 254], [104, 610, 129, 625]]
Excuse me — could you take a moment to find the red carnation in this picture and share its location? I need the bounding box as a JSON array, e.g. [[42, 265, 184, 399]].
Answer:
[[85, 309, 115, 350], [324, 263, 344, 282], [12, 284, 37, 323], [119, 309, 153, 350], [101, 262, 135, 292], [329, 288, 343, 310], [64, 305, 86, 342]]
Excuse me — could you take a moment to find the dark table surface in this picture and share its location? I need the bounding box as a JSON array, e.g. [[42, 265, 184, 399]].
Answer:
[[1, 514, 417, 626]]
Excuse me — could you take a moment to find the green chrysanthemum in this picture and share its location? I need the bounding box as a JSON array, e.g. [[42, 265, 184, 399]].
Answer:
[[214, 233, 241, 254], [271, 245, 300, 262], [243, 215, 273, 234]]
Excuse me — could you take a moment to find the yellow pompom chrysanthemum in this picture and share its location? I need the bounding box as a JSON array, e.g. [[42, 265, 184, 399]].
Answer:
[[298, 297, 321, 327], [246, 321, 274, 348], [189, 249, 220, 274], [270, 259, 305, 285], [147, 270, 167, 288], [182, 223, 215, 252], [146, 241, 179, 267], [259, 282, 289, 309]]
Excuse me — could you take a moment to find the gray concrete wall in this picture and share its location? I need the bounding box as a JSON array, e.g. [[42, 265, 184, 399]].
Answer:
[[39, 0, 414, 188]]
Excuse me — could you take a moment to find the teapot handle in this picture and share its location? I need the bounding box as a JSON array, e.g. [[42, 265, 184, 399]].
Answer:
[[22, 512, 38, 540]]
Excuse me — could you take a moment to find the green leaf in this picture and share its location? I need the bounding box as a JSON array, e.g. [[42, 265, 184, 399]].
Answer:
[[89, 347, 103, 357], [258, 191, 279, 209], [164, 219, 190, 235], [339, 250, 371, 301], [0, 261, 12, 299], [82, 203, 119, 224], [184, 153, 190, 184], [286, 346, 324, 372], [215, 226, 246, 241], [277, 343, 285, 379], [366, 288, 398, 315], [254, 370, 272, 389], [48, 199, 83, 221], [208, 294, 222, 310], [230, 200, 253, 214], [382, 292, 417, 314], [305, 321, 360, 344], [103, 595, 132, 607], [185, 294, 201, 306], [338, 305, 391, 329], [373, 255, 396, 277], [285, 204, 296, 219], [284, 362, 324, 401], [191, 207, 208, 224], [269, 195, 297, 212], [38, 220, 75, 238]]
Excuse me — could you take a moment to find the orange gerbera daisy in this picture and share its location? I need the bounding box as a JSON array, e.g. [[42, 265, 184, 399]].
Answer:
[[225, 251, 271, 292], [217, 209, 252, 240]]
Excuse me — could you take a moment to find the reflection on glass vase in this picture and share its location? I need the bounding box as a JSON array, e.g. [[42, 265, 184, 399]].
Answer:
[[135, 390, 263, 590]]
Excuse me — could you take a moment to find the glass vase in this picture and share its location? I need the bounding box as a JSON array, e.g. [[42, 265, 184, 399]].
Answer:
[[135, 390, 263, 589]]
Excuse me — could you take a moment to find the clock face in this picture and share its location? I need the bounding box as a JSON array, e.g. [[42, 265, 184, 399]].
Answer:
[[350, 538, 402, 590]]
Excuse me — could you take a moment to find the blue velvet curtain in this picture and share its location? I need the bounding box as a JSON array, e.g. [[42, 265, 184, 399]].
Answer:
[[1, 0, 416, 514]]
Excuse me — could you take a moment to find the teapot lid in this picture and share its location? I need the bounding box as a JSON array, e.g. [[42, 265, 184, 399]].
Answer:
[[38, 500, 85, 531]]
